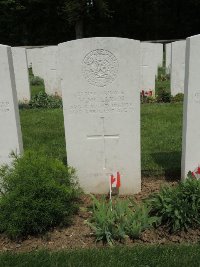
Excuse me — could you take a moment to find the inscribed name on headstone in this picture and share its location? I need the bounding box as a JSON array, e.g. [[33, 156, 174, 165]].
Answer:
[[0, 45, 23, 165], [171, 40, 186, 96], [182, 35, 200, 178], [43, 46, 61, 96], [12, 47, 31, 102], [59, 37, 141, 194]]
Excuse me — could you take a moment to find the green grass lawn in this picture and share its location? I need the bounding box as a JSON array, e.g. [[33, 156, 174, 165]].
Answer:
[[20, 102, 183, 178], [20, 109, 66, 163], [0, 245, 199, 267], [29, 68, 45, 97], [141, 103, 183, 177], [31, 84, 45, 97]]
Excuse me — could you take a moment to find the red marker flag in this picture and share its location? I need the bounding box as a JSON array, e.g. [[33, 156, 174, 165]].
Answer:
[[110, 172, 121, 188], [192, 165, 200, 179]]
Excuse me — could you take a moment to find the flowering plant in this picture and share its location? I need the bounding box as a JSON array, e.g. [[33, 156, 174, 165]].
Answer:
[[191, 166, 200, 179], [141, 90, 153, 97]]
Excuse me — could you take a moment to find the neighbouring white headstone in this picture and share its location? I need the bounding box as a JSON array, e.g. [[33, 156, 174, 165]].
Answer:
[[43, 46, 61, 96], [59, 37, 141, 194], [31, 48, 45, 79], [0, 44, 23, 165], [154, 43, 163, 70], [12, 47, 31, 102], [26, 48, 35, 68], [140, 42, 163, 94], [165, 43, 172, 73], [182, 35, 200, 178], [171, 40, 186, 96]]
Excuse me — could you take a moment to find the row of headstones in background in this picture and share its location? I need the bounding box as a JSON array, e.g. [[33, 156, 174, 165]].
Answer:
[[27, 43, 163, 98], [140, 42, 163, 94], [165, 40, 186, 96], [0, 45, 23, 165], [26, 46, 61, 96]]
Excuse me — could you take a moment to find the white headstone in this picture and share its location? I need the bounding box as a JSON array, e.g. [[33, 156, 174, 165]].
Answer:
[[171, 40, 186, 96], [12, 47, 31, 103], [43, 46, 61, 96], [26, 48, 35, 68], [140, 42, 163, 94], [165, 43, 172, 73], [181, 35, 200, 178], [31, 48, 45, 79], [0, 45, 23, 165], [59, 37, 141, 194], [154, 43, 163, 69]]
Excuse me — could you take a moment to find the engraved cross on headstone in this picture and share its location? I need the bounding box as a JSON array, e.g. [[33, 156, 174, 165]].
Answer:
[[87, 117, 119, 170]]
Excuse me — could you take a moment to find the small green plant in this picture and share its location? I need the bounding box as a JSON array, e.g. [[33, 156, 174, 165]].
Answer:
[[29, 92, 62, 109], [171, 93, 184, 103], [86, 196, 157, 245], [0, 151, 80, 239], [156, 67, 170, 81], [156, 89, 171, 103], [148, 177, 200, 232], [30, 76, 44, 86], [146, 96, 156, 104], [140, 91, 156, 104], [125, 203, 157, 239]]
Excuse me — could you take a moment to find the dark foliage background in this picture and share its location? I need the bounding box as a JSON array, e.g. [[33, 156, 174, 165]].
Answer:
[[0, 0, 199, 46]]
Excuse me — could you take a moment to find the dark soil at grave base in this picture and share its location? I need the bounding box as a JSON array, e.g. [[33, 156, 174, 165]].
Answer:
[[0, 177, 200, 253]]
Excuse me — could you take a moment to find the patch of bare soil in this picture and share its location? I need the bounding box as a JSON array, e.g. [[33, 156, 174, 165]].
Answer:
[[0, 177, 199, 253]]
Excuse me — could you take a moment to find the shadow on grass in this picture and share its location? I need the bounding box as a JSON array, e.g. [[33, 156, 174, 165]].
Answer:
[[143, 151, 181, 181]]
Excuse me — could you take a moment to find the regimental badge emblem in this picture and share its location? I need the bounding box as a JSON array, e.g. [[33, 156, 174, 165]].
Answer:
[[82, 49, 119, 87]]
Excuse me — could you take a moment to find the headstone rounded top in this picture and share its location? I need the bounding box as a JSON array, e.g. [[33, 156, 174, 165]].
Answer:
[[82, 49, 119, 87]]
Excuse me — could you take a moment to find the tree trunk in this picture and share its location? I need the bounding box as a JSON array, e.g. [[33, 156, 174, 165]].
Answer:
[[75, 20, 84, 39]]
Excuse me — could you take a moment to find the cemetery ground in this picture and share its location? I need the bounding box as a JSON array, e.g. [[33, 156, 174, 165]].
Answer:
[[0, 76, 198, 266], [1, 245, 200, 267]]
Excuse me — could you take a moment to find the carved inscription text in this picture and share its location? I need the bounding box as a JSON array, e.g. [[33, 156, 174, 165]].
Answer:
[[0, 101, 10, 113], [69, 90, 134, 114]]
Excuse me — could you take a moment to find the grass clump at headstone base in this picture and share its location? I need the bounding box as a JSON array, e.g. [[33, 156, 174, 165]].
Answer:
[[87, 177, 200, 245], [0, 245, 200, 267], [143, 66, 183, 104], [29, 91, 62, 109], [86, 195, 157, 245], [20, 70, 62, 109], [148, 176, 200, 232], [0, 151, 80, 240]]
